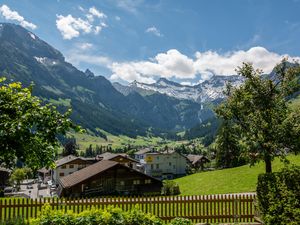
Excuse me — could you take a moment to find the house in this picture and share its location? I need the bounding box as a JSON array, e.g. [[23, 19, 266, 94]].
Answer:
[[186, 154, 210, 171], [96, 152, 138, 170], [141, 150, 187, 179], [134, 148, 153, 161], [52, 155, 92, 185], [57, 160, 162, 197]]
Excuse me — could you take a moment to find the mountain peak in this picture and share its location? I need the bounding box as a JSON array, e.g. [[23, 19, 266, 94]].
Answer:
[[0, 22, 64, 61], [85, 69, 95, 78]]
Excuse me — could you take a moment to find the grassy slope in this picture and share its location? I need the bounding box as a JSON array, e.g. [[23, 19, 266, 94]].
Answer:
[[175, 155, 300, 195], [69, 130, 170, 150]]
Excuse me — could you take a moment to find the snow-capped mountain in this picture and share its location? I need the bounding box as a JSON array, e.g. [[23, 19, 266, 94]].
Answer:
[[114, 76, 244, 103]]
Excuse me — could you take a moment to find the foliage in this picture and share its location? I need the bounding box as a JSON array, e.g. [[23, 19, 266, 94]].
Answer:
[[215, 61, 300, 172], [169, 218, 193, 225], [215, 120, 246, 168], [62, 137, 79, 156], [0, 78, 80, 169], [9, 167, 31, 190], [0, 217, 26, 225], [161, 180, 181, 195], [256, 166, 300, 225], [30, 203, 164, 225]]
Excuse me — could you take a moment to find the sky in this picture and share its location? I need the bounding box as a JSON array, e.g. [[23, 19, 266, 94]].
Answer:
[[0, 0, 300, 85]]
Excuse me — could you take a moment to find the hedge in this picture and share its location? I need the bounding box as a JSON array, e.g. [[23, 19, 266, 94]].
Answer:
[[256, 165, 300, 225]]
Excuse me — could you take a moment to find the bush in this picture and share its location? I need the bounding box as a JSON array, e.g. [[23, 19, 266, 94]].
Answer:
[[30, 203, 164, 225], [161, 180, 180, 195], [0, 217, 26, 225], [256, 165, 300, 225], [169, 218, 193, 225]]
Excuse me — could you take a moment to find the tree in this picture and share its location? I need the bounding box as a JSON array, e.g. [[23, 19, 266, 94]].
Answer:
[[9, 168, 31, 190], [0, 78, 80, 170], [215, 61, 300, 173], [215, 120, 246, 168], [62, 137, 78, 156]]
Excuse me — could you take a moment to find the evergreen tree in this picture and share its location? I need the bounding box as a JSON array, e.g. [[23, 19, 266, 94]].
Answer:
[[215, 120, 246, 168]]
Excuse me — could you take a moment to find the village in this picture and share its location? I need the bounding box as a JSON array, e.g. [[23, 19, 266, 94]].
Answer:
[[1, 149, 210, 199]]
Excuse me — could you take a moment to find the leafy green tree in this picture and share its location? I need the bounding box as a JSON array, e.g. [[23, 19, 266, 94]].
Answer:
[[216, 61, 300, 173], [215, 120, 246, 168], [9, 168, 31, 190], [0, 78, 80, 170]]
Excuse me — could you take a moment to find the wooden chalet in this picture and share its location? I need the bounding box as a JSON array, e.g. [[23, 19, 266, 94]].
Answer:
[[186, 154, 210, 171], [58, 160, 162, 197]]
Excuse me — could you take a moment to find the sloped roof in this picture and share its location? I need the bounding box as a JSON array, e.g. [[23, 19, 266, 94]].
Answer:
[[186, 154, 210, 165], [59, 160, 118, 188], [135, 148, 153, 155], [55, 155, 88, 167], [97, 152, 138, 163]]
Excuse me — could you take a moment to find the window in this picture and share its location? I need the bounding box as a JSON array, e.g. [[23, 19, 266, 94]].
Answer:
[[120, 181, 125, 186], [156, 164, 159, 169], [169, 162, 172, 166], [145, 179, 151, 184], [69, 164, 74, 168], [151, 164, 154, 170], [156, 156, 159, 160], [61, 165, 66, 169], [133, 180, 140, 185], [59, 172, 64, 176]]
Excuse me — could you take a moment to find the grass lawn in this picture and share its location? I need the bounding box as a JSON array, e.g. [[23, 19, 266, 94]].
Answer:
[[175, 154, 300, 195]]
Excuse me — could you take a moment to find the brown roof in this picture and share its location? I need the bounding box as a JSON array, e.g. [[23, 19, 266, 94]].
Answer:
[[186, 154, 210, 165], [59, 160, 118, 188], [55, 155, 87, 167], [97, 152, 138, 163]]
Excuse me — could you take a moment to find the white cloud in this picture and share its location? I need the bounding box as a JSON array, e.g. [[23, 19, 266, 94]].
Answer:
[[88, 7, 107, 19], [77, 42, 93, 50], [109, 46, 300, 84], [56, 7, 108, 40], [146, 26, 163, 37], [56, 14, 92, 39], [0, 4, 37, 29], [94, 26, 102, 34], [66, 49, 111, 68], [115, 16, 121, 21], [115, 0, 143, 14]]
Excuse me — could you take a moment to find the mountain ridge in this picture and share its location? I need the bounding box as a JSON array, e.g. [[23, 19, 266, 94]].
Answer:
[[0, 22, 208, 138]]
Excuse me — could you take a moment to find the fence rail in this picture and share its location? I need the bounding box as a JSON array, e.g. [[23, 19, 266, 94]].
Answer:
[[0, 194, 258, 223]]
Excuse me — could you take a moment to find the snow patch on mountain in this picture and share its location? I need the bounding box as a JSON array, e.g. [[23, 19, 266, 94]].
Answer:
[[126, 76, 244, 103], [34, 56, 58, 66]]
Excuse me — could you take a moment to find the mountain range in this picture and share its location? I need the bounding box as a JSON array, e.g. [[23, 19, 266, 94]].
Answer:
[[0, 23, 245, 139]]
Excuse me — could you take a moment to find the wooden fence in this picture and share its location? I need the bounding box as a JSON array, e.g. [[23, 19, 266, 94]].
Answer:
[[0, 194, 258, 223]]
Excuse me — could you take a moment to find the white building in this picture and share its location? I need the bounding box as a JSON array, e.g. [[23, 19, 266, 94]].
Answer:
[[52, 155, 92, 185], [134, 148, 153, 161], [141, 151, 187, 179]]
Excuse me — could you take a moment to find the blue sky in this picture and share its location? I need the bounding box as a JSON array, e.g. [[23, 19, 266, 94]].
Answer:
[[1, 0, 300, 85]]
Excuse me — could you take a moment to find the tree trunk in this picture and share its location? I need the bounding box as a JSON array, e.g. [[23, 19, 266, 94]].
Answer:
[[264, 154, 272, 173]]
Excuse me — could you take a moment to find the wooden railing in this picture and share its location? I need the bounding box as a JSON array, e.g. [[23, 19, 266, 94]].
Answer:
[[0, 194, 259, 223]]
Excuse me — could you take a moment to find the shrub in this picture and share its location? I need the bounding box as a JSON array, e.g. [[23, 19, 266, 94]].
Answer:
[[30, 203, 164, 225], [256, 165, 300, 225], [0, 217, 26, 225], [161, 180, 180, 195], [169, 218, 193, 225]]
